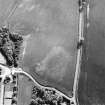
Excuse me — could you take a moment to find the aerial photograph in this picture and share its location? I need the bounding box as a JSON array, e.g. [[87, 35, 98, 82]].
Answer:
[[0, 0, 105, 105]]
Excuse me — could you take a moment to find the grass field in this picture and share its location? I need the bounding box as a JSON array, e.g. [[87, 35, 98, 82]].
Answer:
[[0, 0, 79, 105]]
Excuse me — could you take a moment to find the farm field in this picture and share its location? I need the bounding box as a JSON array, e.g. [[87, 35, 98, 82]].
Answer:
[[78, 0, 105, 105], [1, 0, 78, 98]]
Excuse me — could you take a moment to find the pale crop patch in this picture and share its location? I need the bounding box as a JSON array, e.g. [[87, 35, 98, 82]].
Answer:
[[36, 46, 72, 82]]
